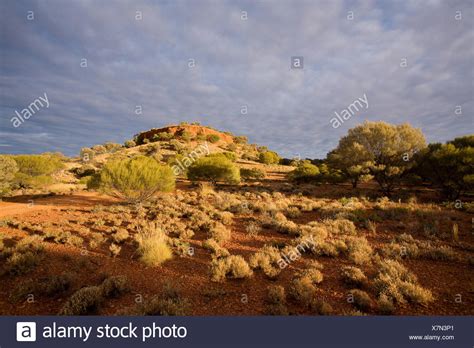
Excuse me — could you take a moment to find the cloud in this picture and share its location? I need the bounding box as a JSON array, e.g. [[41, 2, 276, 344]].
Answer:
[[0, 0, 472, 158]]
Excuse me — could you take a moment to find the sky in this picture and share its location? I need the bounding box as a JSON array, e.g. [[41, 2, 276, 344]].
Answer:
[[0, 0, 473, 159]]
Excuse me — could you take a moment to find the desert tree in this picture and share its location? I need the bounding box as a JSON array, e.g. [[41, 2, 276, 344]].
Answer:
[[327, 143, 372, 188], [415, 135, 473, 199], [329, 121, 426, 195]]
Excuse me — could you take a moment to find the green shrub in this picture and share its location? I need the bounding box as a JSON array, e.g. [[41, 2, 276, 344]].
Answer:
[[222, 152, 237, 161], [415, 137, 474, 199], [155, 132, 174, 141], [135, 223, 173, 266], [206, 134, 220, 143], [12, 154, 64, 189], [289, 162, 320, 183], [0, 155, 18, 197], [180, 131, 192, 141], [196, 132, 207, 141], [15, 173, 54, 189], [240, 167, 265, 181], [259, 151, 280, 164], [96, 156, 175, 203], [187, 155, 240, 184]]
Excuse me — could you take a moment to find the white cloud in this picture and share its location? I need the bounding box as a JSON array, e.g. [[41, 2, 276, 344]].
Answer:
[[0, 0, 472, 157]]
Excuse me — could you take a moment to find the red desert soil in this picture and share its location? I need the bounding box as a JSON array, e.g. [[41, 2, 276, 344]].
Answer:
[[0, 185, 473, 316]]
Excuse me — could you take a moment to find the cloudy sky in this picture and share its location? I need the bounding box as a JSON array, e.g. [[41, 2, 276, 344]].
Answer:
[[0, 0, 472, 158]]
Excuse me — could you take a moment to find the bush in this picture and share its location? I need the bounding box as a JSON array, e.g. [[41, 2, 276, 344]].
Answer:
[[266, 285, 289, 315], [249, 245, 282, 278], [5, 251, 42, 275], [377, 294, 395, 314], [72, 164, 96, 178], [206, 134, 220, 143], [100, 276, 129, 298], [155, 132, 174, 141], [95, 156, 175, 203], [91, 145, 106, 154], [135, 223, 173, 266], [341, 266, 367, 287], [233, 135, 248, 144], [180, 131, 192, 142], [10, 274, 71, 303], [245, 221, 261, 237], [222, 152, 237, 161], [290, 263, 324, 306], [0, 155, 18, 197], [345, 236, 373, 265], [288, 162, 320, 183], [104, 142, 122, 152], [124, 140, 136, 148], [259, 151, 280, 164], [132, 283, 189, 316], [207, 222, 231, 244], [240, 168, 265, 181], [59, 286, 103, 315], [187, 155, 240, 184], [210, 255, 253, 282], [112, 228, 130, 244], [349, 289, 372, 311], [203, 239, 230, 258], [12, 154, 64, 189], [373, 259, 433, 304], [415, 137, 474, 199]]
